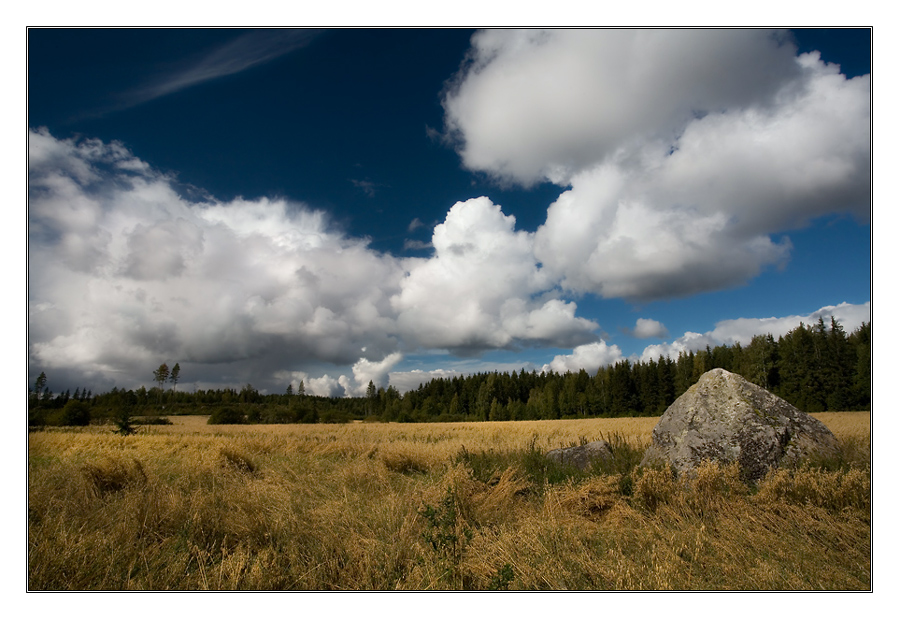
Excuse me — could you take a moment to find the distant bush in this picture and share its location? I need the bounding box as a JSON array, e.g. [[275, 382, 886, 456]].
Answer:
[[114, 409, 137, 436], [318, 409, 350, 424], [207, 407, 247, 424], [258, 405, 294, 424], [29, 408, 47, 427], [60, 400, 91, 426]]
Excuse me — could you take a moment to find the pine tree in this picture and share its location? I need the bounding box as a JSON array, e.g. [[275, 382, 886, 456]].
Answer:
[[674, 351, 694, 397], [849, 322, 870, 409], [114, 408, 137, 436], [656, 356, 675, 412], [742, 334, 777, 390], [366, 380, 377, 417], [448, 393, 460, 419], [153, 364, 170, 403], [777, 323, 822, 411], [170, 363, 181, 391], [33, 372, 47, 399], [824, 317, 852, 410], [609, 360, 636, 416]]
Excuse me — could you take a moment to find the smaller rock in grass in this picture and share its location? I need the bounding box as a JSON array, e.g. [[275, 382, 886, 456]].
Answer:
[[546, 440, 613, 471]]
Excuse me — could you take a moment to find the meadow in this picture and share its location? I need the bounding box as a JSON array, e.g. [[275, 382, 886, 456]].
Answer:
[[28, 412, 870, 590]]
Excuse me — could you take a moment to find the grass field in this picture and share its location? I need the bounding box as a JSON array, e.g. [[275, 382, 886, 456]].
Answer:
[[28, 412, 870, 590]]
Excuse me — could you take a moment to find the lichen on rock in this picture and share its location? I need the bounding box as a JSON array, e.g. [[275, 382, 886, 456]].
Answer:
[[640, 368, 839, 481]]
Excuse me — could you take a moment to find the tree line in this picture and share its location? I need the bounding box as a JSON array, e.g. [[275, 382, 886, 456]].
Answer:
[[28, 317, 869, 427], [368, 317, 870, 422], [28, 363, 364, 426]]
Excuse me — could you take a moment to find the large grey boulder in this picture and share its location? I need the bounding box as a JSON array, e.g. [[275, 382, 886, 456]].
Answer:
[[546, 440, 613, 471], [640, 368, 839, 481]]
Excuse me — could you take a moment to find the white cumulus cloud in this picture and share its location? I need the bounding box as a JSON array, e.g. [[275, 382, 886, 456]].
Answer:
[[543, 341, 624, 374], [444, 30, 870, 301], [443, 29, 803, 186], [639, 302, 870, 361], [28, 129, 604, 392], [28, 128, 405, 390], [632, 318, 669, 339], [391, 196, 599, 354], [307, 374, 347, 398], [348, 352, 405, 396]]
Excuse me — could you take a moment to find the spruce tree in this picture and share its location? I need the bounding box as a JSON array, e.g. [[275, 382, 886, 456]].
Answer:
[[33, 372, 47, 399], [170, 363, 181, 391], [824, 317, 852, 410]]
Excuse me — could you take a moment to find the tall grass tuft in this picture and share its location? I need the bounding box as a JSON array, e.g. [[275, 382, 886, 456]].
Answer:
[[219, 447, 257, 475], [755, 465, 870, 512], [80, 457, 147, 496]]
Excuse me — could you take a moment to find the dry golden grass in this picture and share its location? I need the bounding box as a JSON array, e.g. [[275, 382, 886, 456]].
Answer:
[[28, 413, 870, 590], [808, 411, 870, 440]]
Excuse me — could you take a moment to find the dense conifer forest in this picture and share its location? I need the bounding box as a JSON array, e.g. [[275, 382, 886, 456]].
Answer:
[[29, 318, 870, 426]]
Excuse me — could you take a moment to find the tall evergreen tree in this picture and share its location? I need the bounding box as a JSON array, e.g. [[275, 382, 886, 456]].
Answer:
[[153, 364, 170, 401], [824, 317, 853, 410], [609, 360, 636, 416], [32, 372, 47, 399], [170, 363, 181, 391], [777, 323, 823, 411], [656, 356, 675, 412], [849, 322, 871, 409], [742, 334, 778, 390], [366, 380, 378, 417], [674, 351, 695, 397]]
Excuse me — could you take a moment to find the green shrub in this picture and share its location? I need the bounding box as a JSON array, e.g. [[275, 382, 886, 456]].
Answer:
[[60, 400, 91, 426], [318, 409, 350, 424], [456, 438, 587, 490], [419, 487, 474, 588], [207, 407, 246, 424], [114, 409, 136, 436], [592, 432, 645, 476], [488, 564, 515, 590], [29, 407, 47, 427]]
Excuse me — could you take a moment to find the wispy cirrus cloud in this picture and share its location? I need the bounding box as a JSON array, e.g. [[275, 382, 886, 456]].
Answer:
[[99, 29, 322, 117]]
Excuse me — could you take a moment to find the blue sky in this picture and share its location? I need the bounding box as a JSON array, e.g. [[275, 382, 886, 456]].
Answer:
[[28, 28, 871, 396]]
